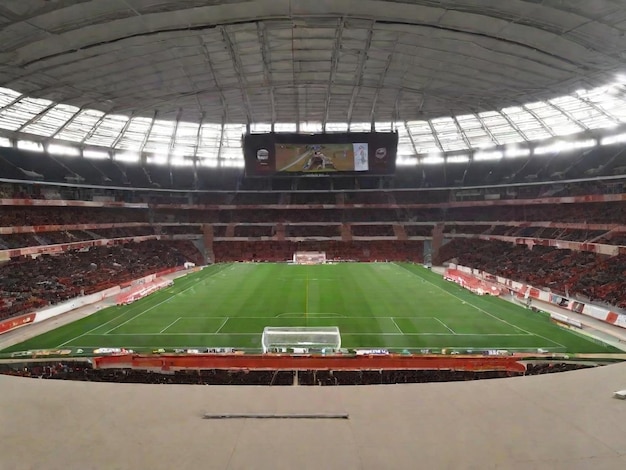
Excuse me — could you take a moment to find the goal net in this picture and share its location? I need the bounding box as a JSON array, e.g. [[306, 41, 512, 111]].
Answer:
[[261, 326, 341, 353], [293, 251, 326, 264]]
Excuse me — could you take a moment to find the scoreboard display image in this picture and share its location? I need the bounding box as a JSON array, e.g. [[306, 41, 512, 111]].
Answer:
[[243, 132, 397, 176], [275, 143, 369, 173]]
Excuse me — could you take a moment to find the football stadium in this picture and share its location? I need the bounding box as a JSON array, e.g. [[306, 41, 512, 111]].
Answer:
[[2, 1, 626, 468]]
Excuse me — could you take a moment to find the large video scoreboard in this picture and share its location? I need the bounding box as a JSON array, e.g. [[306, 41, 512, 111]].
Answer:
[[243, 132, 397, 176]]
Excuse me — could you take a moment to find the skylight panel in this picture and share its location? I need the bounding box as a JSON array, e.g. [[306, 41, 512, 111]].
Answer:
[[274, 122, 297, 133], [500, 107, 552, 141], [0, 97, 53, 131], [325, 122, 349, 132], [56, 109, 104, 142], [0, 87, 21, 108], [477, 111, 525, 145], [349, 122, 371, 132], [430, 117, 468, 152], [84, 114, 129, 147], [455, 115, 495, 148], [300, 121, 322, 133], [524, 101, 582, 136], [143, 119, 176, 154], [549, 96, 616, 130], [114, 117, 153, 150], [375, 122, 393, 132], [250, 122, 272, 133], [21, 104, 79, 137], [171, 121, 199, 156], [396, 124, 415, 156], [405, 120, 441, 154], [196, 123, 222, 159]]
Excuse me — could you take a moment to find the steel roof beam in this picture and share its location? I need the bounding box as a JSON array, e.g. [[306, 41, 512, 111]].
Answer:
[[347, 21, 375, 127], [45, 107, 84, 142], [322, 18, 345, 131], [0, 95, 25, 113], [193, 112, 206, 159], [452, 116, 472, 149], [139, 111, 158, 153], [522, 105, 556, 137], [426, 120, 444, 152], [168, 108, 183, 155], [495, 112, 530, 142], [472, 113, 500, 145], [110, 112, 136, 149], [257, 22, 276, 128], [221, 26, 254, 125], [200, 36, 229, 122], [16, 102, 57, 132]]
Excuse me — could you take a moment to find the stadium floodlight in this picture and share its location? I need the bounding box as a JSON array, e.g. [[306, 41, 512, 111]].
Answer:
[[261, 326, 341, 353], [504, 146, 531, 158], [421, 154, 445, 164], [114, 151, 140, 162], [473, 150, 503, 161], [447, 154, 470, 163], [17, 140, 44, 152], [83, 149, 110, 159], [48, 144, 80, 157], [0, 137, 11, 147], [534, 139, 596, 155], [600, 133, 626, 146]]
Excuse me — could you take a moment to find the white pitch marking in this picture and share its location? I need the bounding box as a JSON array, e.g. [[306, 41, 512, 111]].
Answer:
[[92, 332, 533, 337], [159, 317, 182, 334], [391, 318, 404, 334], [214, 317, 229, 334], [394, 263, 566, 349], [56, 264, 230, 347], [433, 317, 456, 334]]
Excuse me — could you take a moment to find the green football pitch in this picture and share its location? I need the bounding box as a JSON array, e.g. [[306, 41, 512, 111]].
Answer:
[[1, 263, 619, 354]]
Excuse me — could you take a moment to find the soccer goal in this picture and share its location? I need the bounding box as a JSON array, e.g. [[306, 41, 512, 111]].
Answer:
[[293, 251, 326, 264], [261, 326, 341, 353]]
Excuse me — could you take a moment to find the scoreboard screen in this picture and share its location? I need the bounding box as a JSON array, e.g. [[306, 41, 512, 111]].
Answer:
[[243, 132, 397, 176]]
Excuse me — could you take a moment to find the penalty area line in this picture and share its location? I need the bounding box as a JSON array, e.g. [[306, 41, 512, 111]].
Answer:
[[159, 317, 182, 334]]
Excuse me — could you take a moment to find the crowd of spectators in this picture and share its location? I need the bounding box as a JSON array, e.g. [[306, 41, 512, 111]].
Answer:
[[0, 361, 593, 385], [0, 240, 203, 320], [213, 240, 424, 262], [441, 239, 626, 309]]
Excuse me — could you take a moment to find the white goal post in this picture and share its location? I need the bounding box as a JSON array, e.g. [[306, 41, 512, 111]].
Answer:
[[261, 326, 341, 353], [293, 251, 326, 264]]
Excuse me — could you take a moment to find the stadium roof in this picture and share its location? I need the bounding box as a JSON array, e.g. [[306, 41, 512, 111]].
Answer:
[[2, 0, 626, 163]]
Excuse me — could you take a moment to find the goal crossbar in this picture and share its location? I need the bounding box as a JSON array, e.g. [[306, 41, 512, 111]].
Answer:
[[262, 326, 341, 353]]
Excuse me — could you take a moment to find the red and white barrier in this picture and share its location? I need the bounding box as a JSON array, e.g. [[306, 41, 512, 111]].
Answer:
[[449, 264, 626, 330]]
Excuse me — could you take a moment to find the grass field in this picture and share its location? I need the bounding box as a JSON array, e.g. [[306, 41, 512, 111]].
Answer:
[[1, 263, 619, 354]]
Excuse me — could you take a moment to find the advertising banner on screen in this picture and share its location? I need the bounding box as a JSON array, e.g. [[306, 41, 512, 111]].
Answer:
[[243, 132, 397, 176]]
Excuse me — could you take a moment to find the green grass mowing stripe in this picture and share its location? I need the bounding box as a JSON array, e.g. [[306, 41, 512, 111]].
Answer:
[[0, 264, 230, 353], [393, 263, 567, 349]]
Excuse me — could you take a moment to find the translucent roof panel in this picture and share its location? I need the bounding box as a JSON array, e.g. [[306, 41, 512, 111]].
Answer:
[[325, 122, 349, 132], [349, 122, 371, 132], [0, 97, 53, 131], [56, 109, 105, 142], [405, 120, 441, 154], [21, 104, 80, 137], [524, 101, 583, 136], [396, 123, 415, 156], [430, 117, 468, 152], [220, 124, 244, 160], [576, 86, 626, 123], [84, 114, 129, 147], [114, 117, 153, 151], [477, 111, 524, 145], [454, 115, 496, 148], [250, 122, 272, 133], [0, 87, 21, 108], [274, 122, 296, 133], [500, 107, 552, 141], [549, 96, 616, 130], [196, 123, 222, 159], [300, 121, 322, 133], [171, 121, 200, 156], [143, 119, 176, 154]]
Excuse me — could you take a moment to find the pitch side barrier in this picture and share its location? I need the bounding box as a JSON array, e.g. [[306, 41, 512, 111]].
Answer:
[[449, 264, 626, 330], [94, 353, 527, 373], [0, 265, 194, 336]]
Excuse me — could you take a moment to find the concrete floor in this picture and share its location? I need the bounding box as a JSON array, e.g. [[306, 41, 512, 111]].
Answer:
[[2, 362, 626, 470]]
